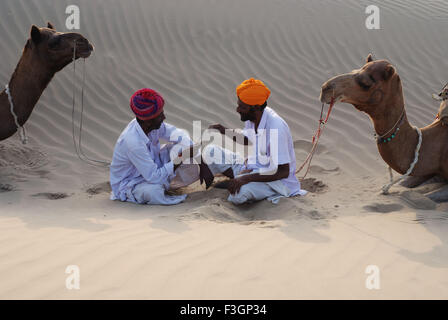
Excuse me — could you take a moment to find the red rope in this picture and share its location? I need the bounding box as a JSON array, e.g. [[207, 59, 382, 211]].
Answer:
[[296, 97, 335, 178]]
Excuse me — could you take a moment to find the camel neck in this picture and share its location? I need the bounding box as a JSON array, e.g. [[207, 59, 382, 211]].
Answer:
[[368, 90, 422, 175], [373, 107, 419, 175], [371, 91, 406, 137], [6, 48, 55, 126]]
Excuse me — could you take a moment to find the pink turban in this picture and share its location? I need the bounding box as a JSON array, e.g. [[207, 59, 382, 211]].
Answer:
[[130, 88, 165, 120]]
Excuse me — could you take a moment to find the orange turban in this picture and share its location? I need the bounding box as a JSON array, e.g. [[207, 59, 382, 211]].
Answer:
[[236, 78, 271, 106]]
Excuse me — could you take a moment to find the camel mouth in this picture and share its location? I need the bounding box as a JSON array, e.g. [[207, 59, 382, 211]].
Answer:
[[319, 88, 344, 105], [319, 90, 328, 104], [77, 43, 94, 58], [78, 50, 92, 58]]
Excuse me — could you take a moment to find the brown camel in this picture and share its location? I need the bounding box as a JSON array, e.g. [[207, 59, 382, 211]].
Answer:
[[0, 23, 94, 142], [320, 54, 448, 202]]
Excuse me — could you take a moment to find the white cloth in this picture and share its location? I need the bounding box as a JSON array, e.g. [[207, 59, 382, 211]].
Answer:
[[126, 182, 187, 205], [241, 107, 307, 197], [110, 119, 192, 205], [204, 144, 298, 205], [228, 181, 286, 205]]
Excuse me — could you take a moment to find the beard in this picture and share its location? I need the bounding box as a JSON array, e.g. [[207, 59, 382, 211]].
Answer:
[[239, 109, 256, 122], [154, 121, 163, 129], [148, 119, 164, 131]]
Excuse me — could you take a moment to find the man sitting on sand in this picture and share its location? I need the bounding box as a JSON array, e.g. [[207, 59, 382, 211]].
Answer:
[[206, 78, 307, 205], [110, 88, 202, 205]]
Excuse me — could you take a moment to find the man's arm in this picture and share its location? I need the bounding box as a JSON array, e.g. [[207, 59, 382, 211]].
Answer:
[[161, 123, 194, 171], [161, 123, 194, 147], [208, 124, 250, 146], [227, 163, 290, 195], [128, 145, 175, 184]]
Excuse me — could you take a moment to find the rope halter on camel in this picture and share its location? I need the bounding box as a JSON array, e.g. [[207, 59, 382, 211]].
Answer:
[[296, 97, 335, 179], [381, 125, 422, 195], [5, 84, 28, 144], [71, 40, 110, 167]]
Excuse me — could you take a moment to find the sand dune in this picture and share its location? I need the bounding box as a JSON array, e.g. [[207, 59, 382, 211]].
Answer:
[[1, 0, 448, 299]]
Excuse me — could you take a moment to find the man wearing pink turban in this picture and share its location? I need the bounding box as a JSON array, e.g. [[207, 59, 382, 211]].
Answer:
[[110, 88, 213, 205]]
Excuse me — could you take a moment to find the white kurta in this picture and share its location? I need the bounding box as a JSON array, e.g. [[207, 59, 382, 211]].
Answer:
[[110, 119, 192, 205], [242, 107, 307, 197]]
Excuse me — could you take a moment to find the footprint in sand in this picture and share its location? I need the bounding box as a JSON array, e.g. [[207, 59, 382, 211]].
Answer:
[[32, 192, 70, 200], [0, 141, 48, 170], [86, 182, 111, 196], [300, 178, 328, 193], [363, 203, 404, 213], [0, 184, 15, 193]]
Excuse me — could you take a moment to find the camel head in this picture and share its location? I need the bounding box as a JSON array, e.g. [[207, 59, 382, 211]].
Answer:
[[319, 54, 401, 116], [25, 22, 94, 72]]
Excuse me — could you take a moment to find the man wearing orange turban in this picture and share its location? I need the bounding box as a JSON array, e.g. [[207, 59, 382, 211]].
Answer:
[[236, 78, 271, 107], [206, 78, 307, 205]]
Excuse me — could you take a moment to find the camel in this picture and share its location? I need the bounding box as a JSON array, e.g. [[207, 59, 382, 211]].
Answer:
[[320, 54, 448, 202], [0, 23, 94, 142]]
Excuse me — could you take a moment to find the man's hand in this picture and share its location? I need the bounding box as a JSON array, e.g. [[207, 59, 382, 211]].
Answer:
[[177, 145, 197, 159], [238, 169, 253, 175], [208, 124, 226, 135], [199, 162, 214, 189], [227, 176, 250, 195], [173, 147, 191, 170]]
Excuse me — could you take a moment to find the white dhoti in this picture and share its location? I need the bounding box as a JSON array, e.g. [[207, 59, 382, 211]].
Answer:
[[117, 143, 195, 206], [126, 182, 187, 205], [203, 144, 290, 205]]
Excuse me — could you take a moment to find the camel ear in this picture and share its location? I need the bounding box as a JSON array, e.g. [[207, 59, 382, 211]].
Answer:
[[31, 25, 41, 43], [383, 65, 395, 80], [47, 22, 55, 29], [366, 53, 374, 63]]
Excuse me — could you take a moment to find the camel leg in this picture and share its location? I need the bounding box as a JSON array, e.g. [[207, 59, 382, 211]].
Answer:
[[425, 185, 448, 203], [400, 175, 434, 188]]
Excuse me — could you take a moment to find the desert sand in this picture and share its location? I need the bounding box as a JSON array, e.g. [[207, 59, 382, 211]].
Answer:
[[1, 0, 448, 299]]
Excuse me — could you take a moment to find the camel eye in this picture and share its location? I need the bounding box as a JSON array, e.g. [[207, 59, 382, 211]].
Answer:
[[359, 82, 371, 90], [357, 80, 371, 90], [355, 75, 371, 90]]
